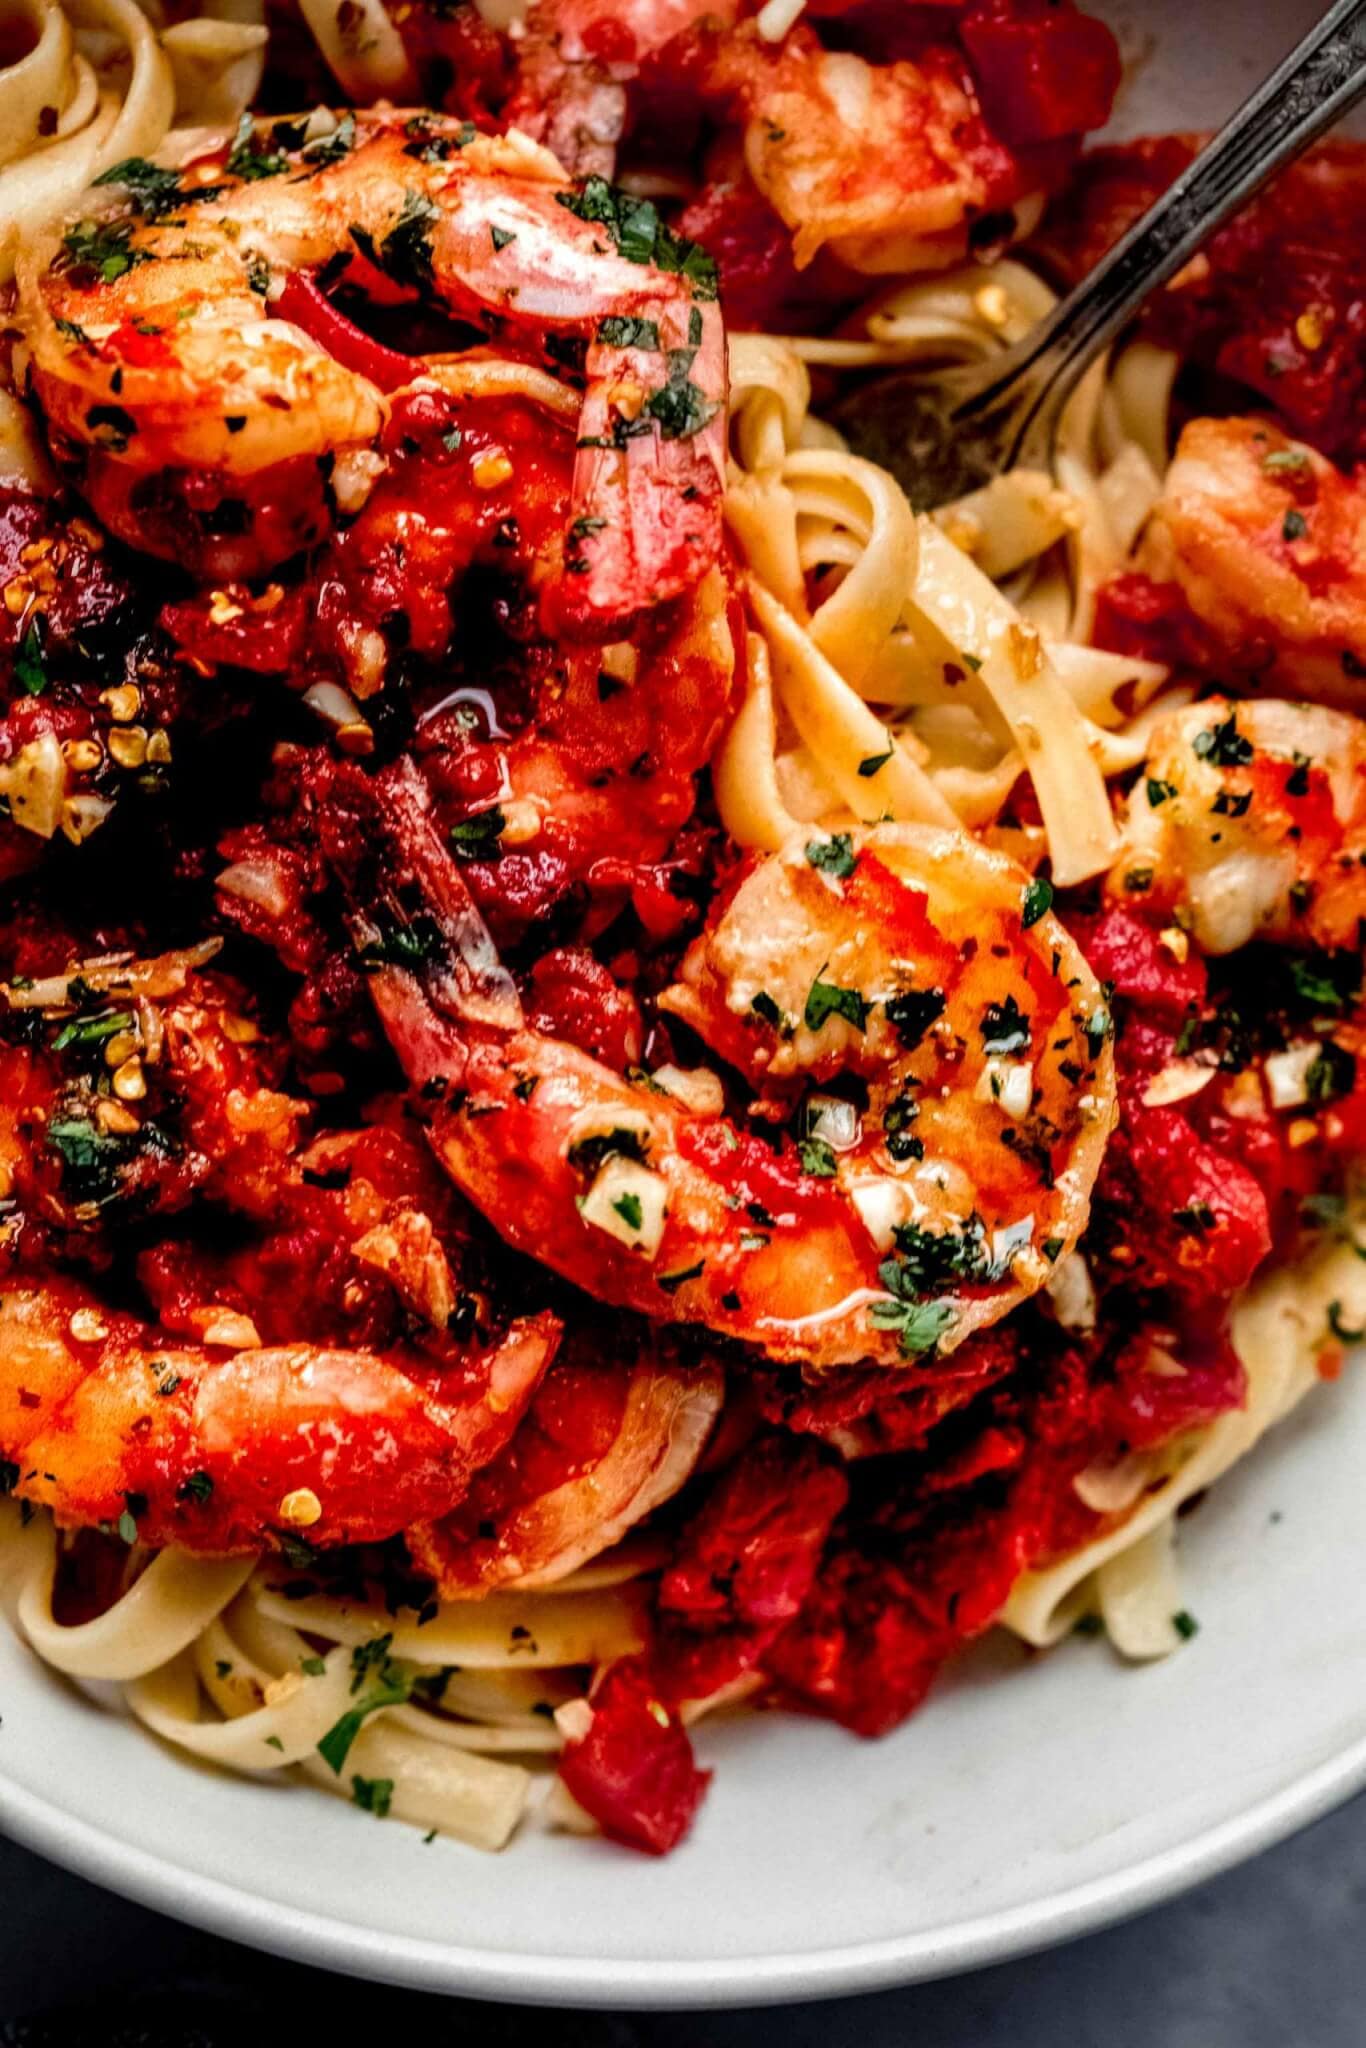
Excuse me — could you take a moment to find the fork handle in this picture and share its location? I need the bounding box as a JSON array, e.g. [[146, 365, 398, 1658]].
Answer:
[[968, 0, 1366, 447]]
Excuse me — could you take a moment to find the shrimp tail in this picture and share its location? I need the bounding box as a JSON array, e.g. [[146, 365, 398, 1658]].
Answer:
[[320, 757, 522, 1065]]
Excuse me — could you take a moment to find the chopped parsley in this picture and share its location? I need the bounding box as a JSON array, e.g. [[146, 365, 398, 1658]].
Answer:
[[62, 218, 147, 284], [555, 178, 717, 298], [317, 1640, 414, 1774], [1172, 1200, 1216, 1235], [886, 1216, 991, 1294], [798, 1135, 837, 1178], [1147, 776, 1178, 806], [1171, 1610, 1200, 1640], [1282, 508, 1308, 541], [353, 189, 440, 294], [356, 914, 446, 972], [14, 617, 47, 697], [750, 990, 786, 1031], [643, 349, 718, 441], [567, 1126, 646, 1175], [1305, 1040, 1355, 1103], [1192, 713, 1253, 768], [351, 1774, 395, 1817], [868, 1292, 955, 1359], [448, 806, 505, 861], [1287, 950, 1360, 1014], [884, 988, 945, 1049], [45, 1116, 130, 1205], [51, 1008, 133, 1054], [804, 979, 870, 1033], [612, 1191, 644, 1230], [856, 742, 894, 777], [176, 1470, 214, 1505], [92, 157, 212, 219], [489, 223, 517, 252], [1021, 876, 1053, 928], [980, 995, 1030, 1056], [883, 1088, 922, 1162], [302, 111, 356, 166], [804, 833, 857, 879], [1084, 1006, 1112, 1059], [227, 113, 286, 181], [596, 315, 661, 350]]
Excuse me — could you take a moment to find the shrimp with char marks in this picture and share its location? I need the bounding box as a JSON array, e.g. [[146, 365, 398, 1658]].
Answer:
[[1112, 696, 1366, 957], [16, 113, 726, 632], [323, 758, 1116, 1370]]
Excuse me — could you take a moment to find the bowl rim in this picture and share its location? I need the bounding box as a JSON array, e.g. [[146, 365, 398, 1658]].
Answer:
[[3, 1726, 1365, 2009]]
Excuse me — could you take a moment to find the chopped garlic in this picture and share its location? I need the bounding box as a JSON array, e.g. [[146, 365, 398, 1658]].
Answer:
[[976, 1057, 1034, 1119], [579, 1155, 669, 1256], [1264, 1040, 1322, 1110], [1142, 1059, 1214, 1108], [652, 1064, 725, 1116], [564, 1102, 654, 1159], [1047, 1250, 1096, 1333], [849, 1175, 913, 1251]]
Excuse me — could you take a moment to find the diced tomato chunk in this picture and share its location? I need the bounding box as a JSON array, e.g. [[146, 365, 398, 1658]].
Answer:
[[658, 1434, 847, 1698], [526, 948, 644, 1071], [960, 0, 1121, 146], [557, 1655, 711, 1855], [1073, 906, 1208, 1024]]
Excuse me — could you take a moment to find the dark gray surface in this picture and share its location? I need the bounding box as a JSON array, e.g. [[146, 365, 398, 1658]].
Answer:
[[2, 1797, 1363, 2044]]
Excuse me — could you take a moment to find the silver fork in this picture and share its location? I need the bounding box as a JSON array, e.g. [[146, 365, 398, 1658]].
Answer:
[[832, 0, 1366, 510]]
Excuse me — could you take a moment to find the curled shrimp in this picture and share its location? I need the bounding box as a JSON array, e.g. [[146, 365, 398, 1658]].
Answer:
[[326, 760, 1116, 1369], [16, 112, 726, 629], [0, 1273, 557, 1551], [410, 1325, 724, 1595], [1111, 696, 1366, 956], [1150, 417, 1366, 704]]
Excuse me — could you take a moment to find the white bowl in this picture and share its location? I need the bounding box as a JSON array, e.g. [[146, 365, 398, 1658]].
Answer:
[[3, 0, 1363, 2008], [4, 1357, 1365, 2007]]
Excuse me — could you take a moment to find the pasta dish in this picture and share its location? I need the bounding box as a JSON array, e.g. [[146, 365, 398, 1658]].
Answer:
[[0, 0, 1363, 1858]]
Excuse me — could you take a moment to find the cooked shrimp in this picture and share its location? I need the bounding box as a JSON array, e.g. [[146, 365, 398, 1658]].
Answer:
[[703, 26, 1034, 273], [16, 112, 726, 629], [1111, 696, 1366, 955], [507, 0, 735, 180], [1150, 417, 1366, 704], [0, 934, 529, 1361], [326, 760, 1115, 1369], [0, 936, 315, 1250], [410, 1327, 724, 1595], [0, 1274, 558, 1551]]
